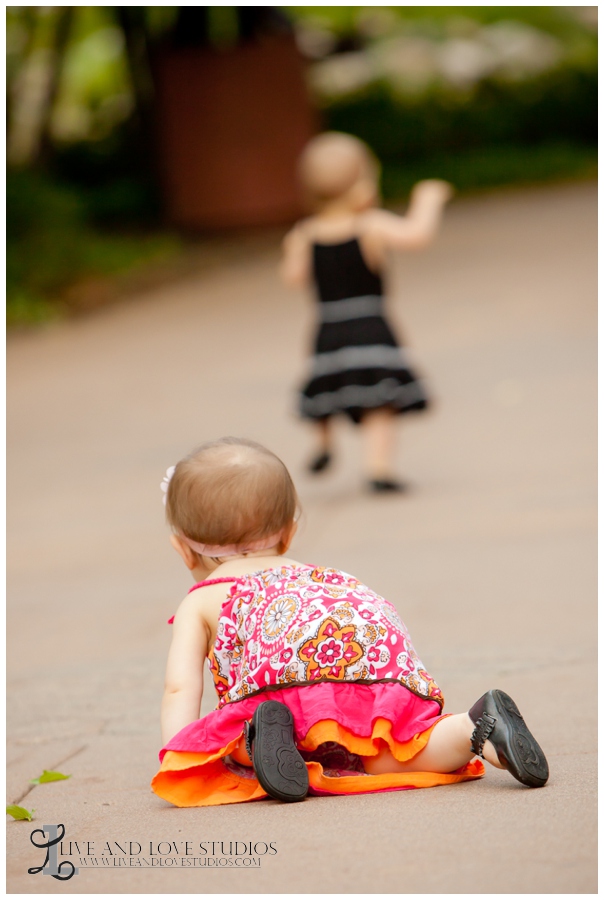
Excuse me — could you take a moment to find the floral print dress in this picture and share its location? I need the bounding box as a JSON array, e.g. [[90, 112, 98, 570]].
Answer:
[[152, 565, 483, 807]]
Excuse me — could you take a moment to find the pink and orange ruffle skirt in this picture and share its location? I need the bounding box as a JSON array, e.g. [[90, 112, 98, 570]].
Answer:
[[152, 682, 483, 807]]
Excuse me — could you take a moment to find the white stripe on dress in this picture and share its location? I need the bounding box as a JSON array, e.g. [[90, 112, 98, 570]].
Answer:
[[301, 379, 425, 416], [319, 295, 383, 323], [309, 345, 407, 378]]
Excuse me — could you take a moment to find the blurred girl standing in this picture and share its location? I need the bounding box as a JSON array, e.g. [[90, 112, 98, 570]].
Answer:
[[281, 132, 452, 492]]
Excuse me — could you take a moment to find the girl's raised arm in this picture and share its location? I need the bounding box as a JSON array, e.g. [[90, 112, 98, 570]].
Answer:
[[161, 596, 208, 745], [368, 179, 453, 252]]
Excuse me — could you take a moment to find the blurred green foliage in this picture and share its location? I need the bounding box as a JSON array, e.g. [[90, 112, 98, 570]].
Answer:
[[6, 6, 597, 326], [6, 170, 179, 327], [324, 67, 596, 198], [325, 73, 596, 162], [285, 5, 595, 41], [6, 7, 178, 326], [381, 142, 597, 198], [287, 6, 597, 198]]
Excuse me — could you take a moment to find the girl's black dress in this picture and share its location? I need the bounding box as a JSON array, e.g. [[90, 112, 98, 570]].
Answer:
[[299, 238, 429, 424]]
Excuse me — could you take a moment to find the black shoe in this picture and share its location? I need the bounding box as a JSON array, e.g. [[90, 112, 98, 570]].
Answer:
[[308, 451, 332, 473], [469, 689, 549, 788], [243, 701, 309, 802], [369, 478, 407, 493]]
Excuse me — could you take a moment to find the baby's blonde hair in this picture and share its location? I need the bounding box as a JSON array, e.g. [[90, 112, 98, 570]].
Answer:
[[298, 131, 379, 208], [166, 438, 298, 552]]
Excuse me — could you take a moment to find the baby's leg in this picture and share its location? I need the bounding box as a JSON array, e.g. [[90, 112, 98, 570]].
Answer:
[[362, 714, 504, 776], [228, 736, 253, 767]]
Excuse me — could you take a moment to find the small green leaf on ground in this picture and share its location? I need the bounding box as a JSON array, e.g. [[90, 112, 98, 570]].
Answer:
[[6, 805, 34, 821], [30, 770, 71, 784]]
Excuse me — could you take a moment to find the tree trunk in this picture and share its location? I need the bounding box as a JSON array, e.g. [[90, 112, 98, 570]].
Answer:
[[7, 6, 73, 168], [115, 7, 154, 136], [38, 6, 75, 166]]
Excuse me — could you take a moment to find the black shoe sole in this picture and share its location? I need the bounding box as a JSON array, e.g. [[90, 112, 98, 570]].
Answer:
[[249, 701, 309, 802], [485, 690, 549, 788]]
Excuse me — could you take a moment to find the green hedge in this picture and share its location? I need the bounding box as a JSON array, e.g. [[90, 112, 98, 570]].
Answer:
[[299, 7, 597, 196], [323, 65, 597, 179], [380, 142, 597, 199], [7, 170, 178, 326]]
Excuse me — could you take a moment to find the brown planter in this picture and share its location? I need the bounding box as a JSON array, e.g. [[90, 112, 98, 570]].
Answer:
[[153, 35, 317, 229]]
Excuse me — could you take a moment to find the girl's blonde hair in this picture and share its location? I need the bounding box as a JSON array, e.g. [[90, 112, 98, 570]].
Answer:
[[165, 438, 298, 553], [298, 131, 380, 209]]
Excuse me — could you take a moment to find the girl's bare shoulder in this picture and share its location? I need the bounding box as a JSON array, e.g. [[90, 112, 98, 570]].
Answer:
[[173, 580, 234, 623], [358, 208, 402, 233], [284, 216, 316, 242]]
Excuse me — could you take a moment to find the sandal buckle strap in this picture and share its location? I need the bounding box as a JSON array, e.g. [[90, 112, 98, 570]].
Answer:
[[243, 720, 254, 760], [470, 712, 496, 758]]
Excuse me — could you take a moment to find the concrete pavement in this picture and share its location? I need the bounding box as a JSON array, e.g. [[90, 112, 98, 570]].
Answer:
[[6, 181, 597, 893]]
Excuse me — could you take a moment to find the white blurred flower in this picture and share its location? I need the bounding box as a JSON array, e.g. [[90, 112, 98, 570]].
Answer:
[[295, 23, 337, 60], [307, 14, 572, 102], [375, 36, 439, 94], [309, 52, 375, 99], [436, 37, 498, 88], [482, 21, 563, 79]]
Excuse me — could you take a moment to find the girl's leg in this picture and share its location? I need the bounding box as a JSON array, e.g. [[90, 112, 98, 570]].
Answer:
[[316, 417, 331, 452], [362, 407, 402, 487], [362, 714, 504, 776], [308, 417, 333, 472]]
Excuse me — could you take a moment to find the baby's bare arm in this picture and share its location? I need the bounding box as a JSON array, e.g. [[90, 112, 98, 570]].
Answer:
[[161, 593, 209, 745], [366, 180, 453, 252]]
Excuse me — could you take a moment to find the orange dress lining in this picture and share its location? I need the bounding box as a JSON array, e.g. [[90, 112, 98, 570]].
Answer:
[[152, 717, 484, 808]]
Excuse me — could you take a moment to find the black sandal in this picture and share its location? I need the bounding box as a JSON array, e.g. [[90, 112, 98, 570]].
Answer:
[[469, 689, 549, 788], [243, 701, 309, 802], [308, 451, 332, 473], [369, 478, 407, 494]]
